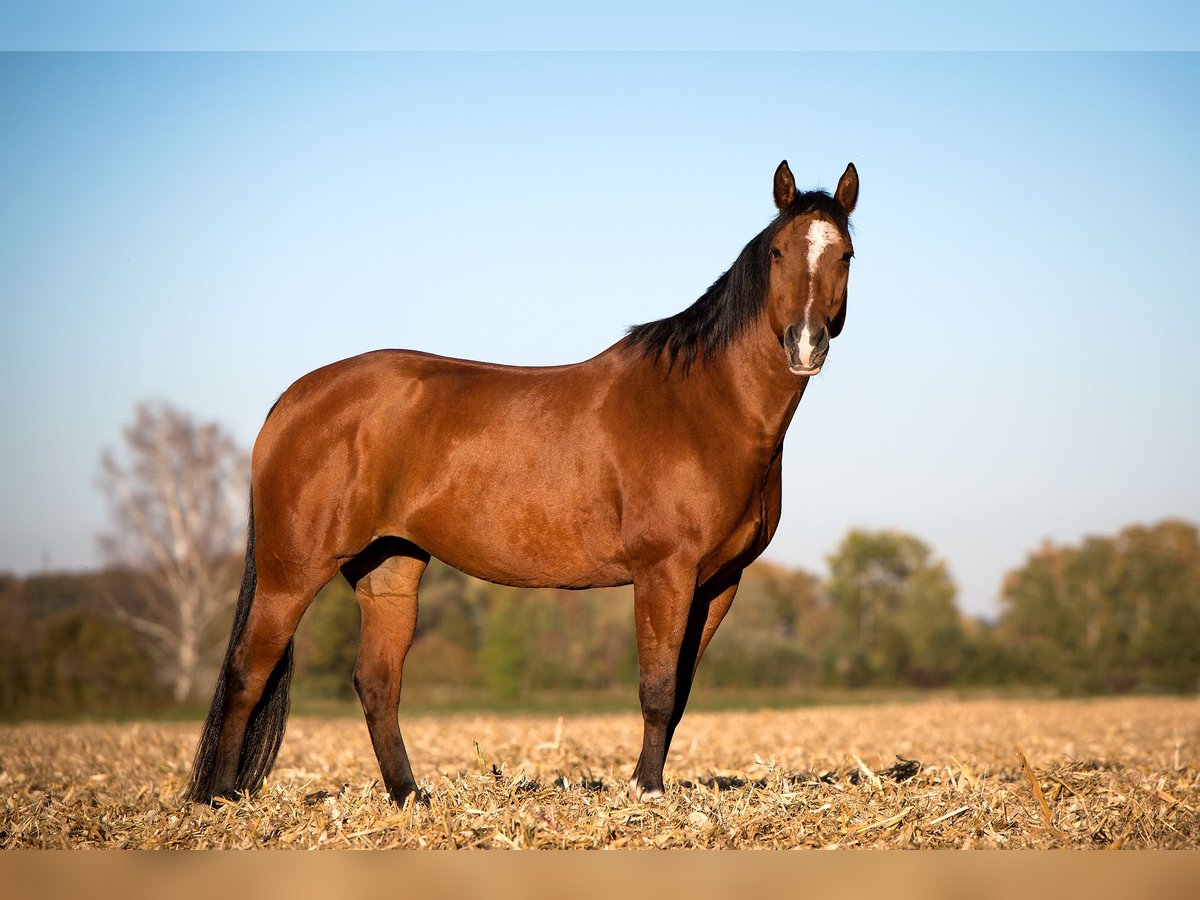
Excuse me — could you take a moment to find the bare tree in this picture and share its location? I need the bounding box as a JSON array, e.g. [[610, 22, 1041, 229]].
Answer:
[[97, 401, 249, 703]]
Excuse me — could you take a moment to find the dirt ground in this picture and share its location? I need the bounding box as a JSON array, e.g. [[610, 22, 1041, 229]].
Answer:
[[2, 696, 1197, 848]]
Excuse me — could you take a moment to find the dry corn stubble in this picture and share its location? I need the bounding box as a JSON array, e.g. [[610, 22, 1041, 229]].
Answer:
[[2, 696, 1198, 849]]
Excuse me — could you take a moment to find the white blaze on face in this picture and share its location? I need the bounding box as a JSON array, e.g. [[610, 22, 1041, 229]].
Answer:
[[806, 218, 841, 272], [796, 219, 842, 368]]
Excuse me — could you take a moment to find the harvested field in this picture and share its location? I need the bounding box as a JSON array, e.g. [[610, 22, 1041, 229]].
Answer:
[[2, 697, 1198, 849]]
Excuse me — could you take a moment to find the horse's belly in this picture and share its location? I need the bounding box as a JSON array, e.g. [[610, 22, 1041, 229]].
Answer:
[[410, 518, 632, 590], [397, 463, 631, 590]]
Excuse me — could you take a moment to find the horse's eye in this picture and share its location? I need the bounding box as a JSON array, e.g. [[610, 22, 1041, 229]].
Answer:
[[842, 251, 854, 263], [770, 247, 782, 260]]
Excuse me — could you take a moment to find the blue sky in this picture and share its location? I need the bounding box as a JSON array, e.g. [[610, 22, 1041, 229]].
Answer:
[[3, 1, 1199, 50], [2, 48, 1198, 618]]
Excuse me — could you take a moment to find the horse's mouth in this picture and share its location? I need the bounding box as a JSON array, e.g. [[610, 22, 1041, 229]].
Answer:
[[788, 363, 822, 376], [784, 341, 824, 376]]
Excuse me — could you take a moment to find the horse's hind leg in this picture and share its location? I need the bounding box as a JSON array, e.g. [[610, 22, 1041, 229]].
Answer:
[[208, 559, 336, 800], [343, 539, 430, 806]]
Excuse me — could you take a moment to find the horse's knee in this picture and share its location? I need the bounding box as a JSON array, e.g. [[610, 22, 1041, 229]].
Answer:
[[638, 673, 675, 727]]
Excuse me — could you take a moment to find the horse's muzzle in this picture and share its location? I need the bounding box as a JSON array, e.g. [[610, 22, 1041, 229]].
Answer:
[[783, 322, 828, 376]]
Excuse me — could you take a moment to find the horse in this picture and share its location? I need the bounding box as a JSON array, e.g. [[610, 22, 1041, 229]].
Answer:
[[185, 160, 859, 806]]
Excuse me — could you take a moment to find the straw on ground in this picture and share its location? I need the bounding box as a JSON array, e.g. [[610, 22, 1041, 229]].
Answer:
[[2, 696, 1197, 849]]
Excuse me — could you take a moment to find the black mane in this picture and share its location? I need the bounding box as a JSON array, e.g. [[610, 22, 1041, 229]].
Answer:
[[624, 190, 849, 374]]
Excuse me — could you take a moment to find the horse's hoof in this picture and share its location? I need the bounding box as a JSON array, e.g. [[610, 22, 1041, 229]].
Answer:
[[391, 784, 430, 807], [627, 778, 664, 803]]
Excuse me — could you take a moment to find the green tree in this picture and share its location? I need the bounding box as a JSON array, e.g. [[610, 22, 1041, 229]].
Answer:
[[293, 577, 361, 700], [0, 571, 174, 719], [0, 575, 36, 717], [35, 609, 166, 715], [415, 560, 485, 654], [824, 529, 967, 686], [400, 561, 488, 697], [698, 561, 829, 688], [1118, 520, 1200, 691], [999, 519, 1200, 693], [475, 583, 638, 700], [479, 590, 527, 700]]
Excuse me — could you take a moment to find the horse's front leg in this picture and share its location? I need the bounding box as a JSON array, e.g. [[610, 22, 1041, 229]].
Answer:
[[628, 562, 739, 801], [664, 572, 741, 752]]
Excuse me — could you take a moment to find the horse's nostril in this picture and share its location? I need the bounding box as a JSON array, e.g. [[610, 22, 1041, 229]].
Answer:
[[813, 326, 827, 347]]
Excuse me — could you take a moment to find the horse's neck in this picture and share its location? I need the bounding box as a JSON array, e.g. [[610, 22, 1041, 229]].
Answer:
[[713, 316, 808, 446]]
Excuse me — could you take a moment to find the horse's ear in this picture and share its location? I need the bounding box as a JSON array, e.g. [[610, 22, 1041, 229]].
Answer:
[[773, 160, 796, 210], [835, 163, 858, 215]]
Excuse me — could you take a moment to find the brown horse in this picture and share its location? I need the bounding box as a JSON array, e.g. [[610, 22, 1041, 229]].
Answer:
[[185, 160, 859, 806]]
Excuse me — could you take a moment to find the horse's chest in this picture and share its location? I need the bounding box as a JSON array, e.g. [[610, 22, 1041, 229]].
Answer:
[[700, 457, 783, 578]]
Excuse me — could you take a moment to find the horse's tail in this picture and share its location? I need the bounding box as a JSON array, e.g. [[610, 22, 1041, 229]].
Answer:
[[184, 491, 294, 802]]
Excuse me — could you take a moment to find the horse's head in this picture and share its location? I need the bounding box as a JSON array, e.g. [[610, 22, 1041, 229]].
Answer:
[[766, 161, 858, 377]]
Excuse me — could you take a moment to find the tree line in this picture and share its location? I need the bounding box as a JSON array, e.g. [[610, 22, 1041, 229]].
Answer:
[[4, 519, 1197, 718], [1, 403, 1196, 719]]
